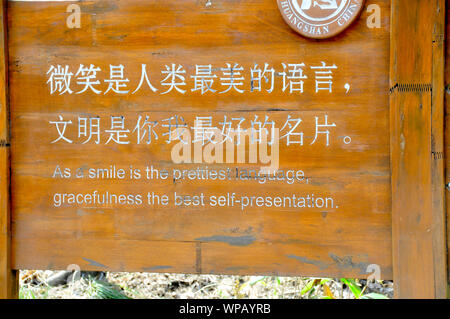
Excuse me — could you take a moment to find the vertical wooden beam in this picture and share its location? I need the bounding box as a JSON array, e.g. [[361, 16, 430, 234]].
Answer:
[[431, 0, 448, 298], [446, 0, 450, 288], [390, 0, 447, 299], [0, 0, 17, 299]]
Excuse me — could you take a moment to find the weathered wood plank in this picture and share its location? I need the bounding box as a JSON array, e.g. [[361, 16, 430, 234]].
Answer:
[[445, 0, 450, 285], [8, 0, 393, 280], [390, 0, 447, 299], [0, 0, 17, 299], [14, 238, 198, 274], [431, 0, 448, 297]]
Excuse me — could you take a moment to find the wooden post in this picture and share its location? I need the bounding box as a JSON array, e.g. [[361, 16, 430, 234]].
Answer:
[[0, 0, 17, 299], [390, 0, 447, 298]]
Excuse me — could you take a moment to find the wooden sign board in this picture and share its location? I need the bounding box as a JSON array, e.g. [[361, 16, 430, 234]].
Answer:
[[0, 0, 447, 298]]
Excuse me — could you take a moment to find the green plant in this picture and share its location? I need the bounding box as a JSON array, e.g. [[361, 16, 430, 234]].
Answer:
[[299, 277, 389, 299], [301, 278, 332, 298], [360, 292, 389, 299], [340, 278, 362, 298], [19, 286, 37, 299], [88, 279, 132, 299], [340, 278, 389, 299]]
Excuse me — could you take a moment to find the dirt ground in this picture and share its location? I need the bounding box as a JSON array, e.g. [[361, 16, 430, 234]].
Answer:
[[19, 270, 394, 299]]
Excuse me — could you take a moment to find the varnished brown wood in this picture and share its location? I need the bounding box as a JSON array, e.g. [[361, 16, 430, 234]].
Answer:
[[1, 0, 448, 299], [390, 0, 447, 299], [446, 0, 450, 285], [0, 0, 17, 299], [431, 0, 448, 297], [276, 0, 366, 39], [7, 0, 393, 280]]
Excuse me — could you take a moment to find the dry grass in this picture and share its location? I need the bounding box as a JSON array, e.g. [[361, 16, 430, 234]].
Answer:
[[19, 270, 393, 299]]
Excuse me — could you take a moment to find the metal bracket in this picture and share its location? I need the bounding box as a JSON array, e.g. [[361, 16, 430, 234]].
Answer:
[[390, 83, 432, 94]]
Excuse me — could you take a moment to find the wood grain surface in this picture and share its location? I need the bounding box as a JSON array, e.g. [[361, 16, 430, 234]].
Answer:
[[391, 0, 447, 298], [445, 0, 450, 288], [0, 0, 17, 299], [7, 0, 393, 280]]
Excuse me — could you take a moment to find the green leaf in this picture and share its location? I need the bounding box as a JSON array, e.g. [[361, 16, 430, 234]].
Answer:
[[91, 280, 132, 299], [340, 278, 362, 298], [300, 279, 316, 295], [249, 276, 266, 286], [360, 293, 389, 299], [320, 278, 331, 285]]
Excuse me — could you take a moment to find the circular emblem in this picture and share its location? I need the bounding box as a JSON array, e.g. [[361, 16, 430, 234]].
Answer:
[[277, 0, 365, 39]]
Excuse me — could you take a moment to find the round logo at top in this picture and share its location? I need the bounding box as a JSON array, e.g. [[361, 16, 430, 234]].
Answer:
[[277, 0, 365, 39]]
